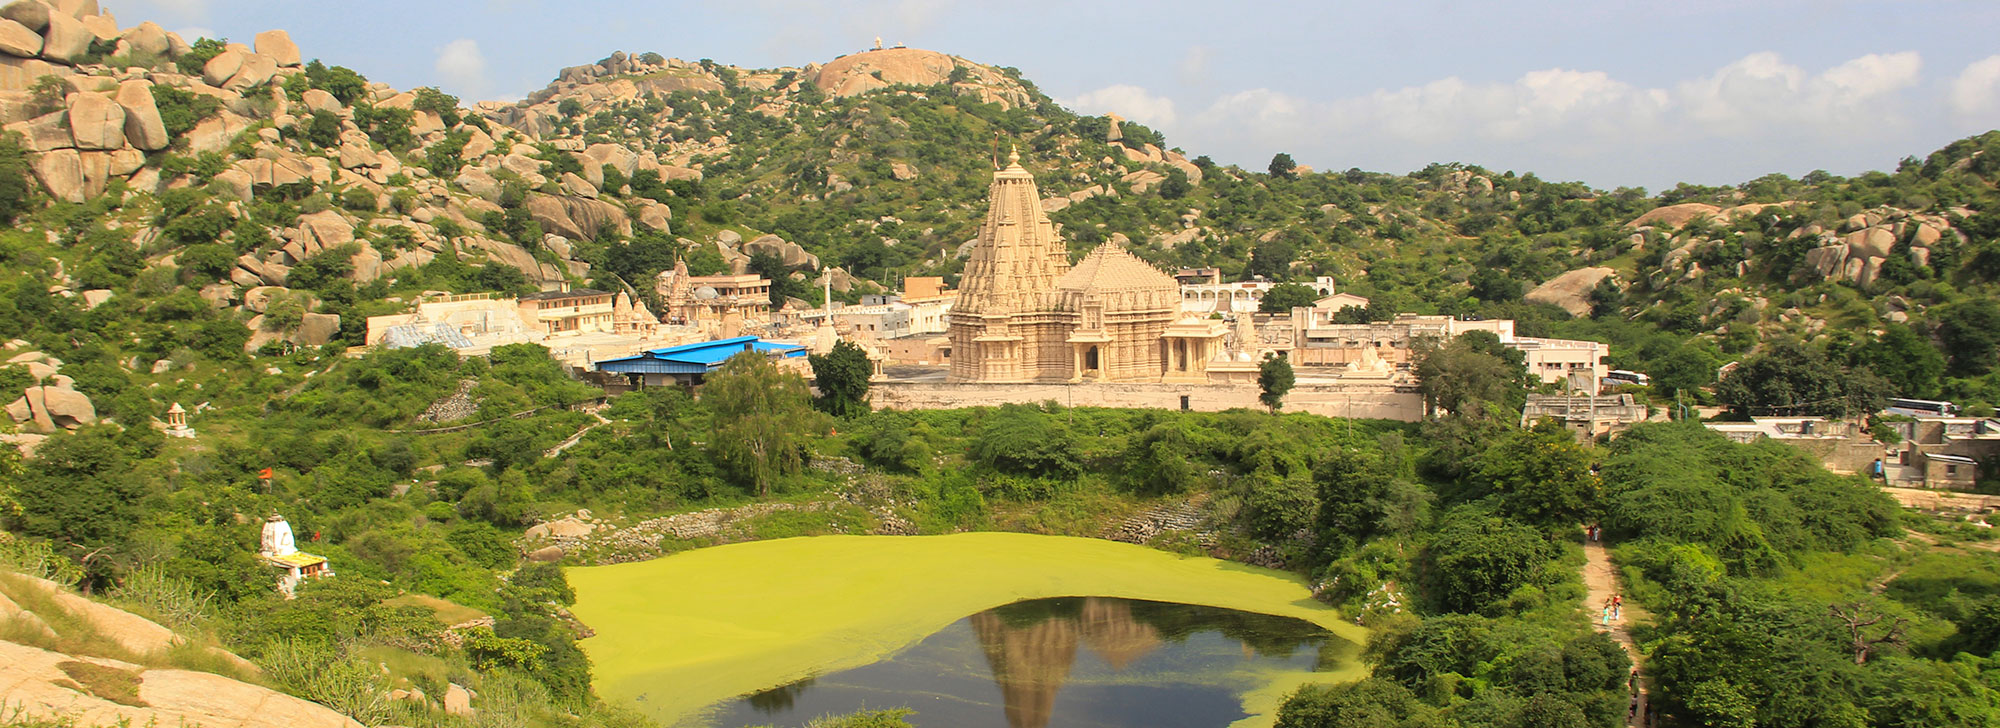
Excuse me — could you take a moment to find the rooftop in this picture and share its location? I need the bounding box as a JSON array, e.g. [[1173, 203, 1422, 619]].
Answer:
[[522, 288, 611, 301], [593, 335, 807, 375]]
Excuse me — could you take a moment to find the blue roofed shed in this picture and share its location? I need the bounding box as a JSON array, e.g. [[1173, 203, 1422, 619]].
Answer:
[[593, 336, 806, 388]]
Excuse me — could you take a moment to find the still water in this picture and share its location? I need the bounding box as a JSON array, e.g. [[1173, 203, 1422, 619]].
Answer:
[[701, 597, 1341, 728]]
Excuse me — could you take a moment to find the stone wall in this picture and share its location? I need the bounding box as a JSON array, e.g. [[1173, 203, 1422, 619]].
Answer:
[[870, 381, 1423, 421]]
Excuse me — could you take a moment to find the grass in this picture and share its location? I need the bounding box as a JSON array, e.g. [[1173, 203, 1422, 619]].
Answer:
[[54, 661, 147, 707], [382, 593, 489, 626], [568, 532, 1369, 727]]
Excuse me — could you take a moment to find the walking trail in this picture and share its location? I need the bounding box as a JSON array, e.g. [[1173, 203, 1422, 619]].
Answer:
[[1583, 534, 1648, 727]]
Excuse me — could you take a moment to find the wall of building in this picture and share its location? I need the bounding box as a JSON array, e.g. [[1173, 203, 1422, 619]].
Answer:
[[871, 381, 1424, 421]]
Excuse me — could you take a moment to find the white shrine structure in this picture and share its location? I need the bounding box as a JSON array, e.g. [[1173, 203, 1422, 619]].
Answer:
[[258, 514, 332, 597]]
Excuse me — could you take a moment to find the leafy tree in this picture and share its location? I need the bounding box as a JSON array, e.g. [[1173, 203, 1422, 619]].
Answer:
[[150, 85, 222, 138], [1276, 677, 1441, 728], [1414, 331, 1528, 419], [1123, 420, 1207, 495], [1715, 339, 1886, 418], [1468, 268, 1522, 302], [10, 426, 147, 545], [1157, 167, 1191, 199], [297, 109, 341, 149], [411, 86, 462, 127], [175, 37, 227, 76], [1269, 152, 1298, 179], [303, 60, 368, 105], [1851, 323, 1946, 398], [1248, 235, 1297, 280], [1420, 508, 1558, 614], [808, 339, 872, 417], [1471, 419, 1599, 528], [706, 352, 821, 496], [1259, 283, 1317, 313], [1937, 299, 2000, 377], [970, 404, 1082, 480], [1259, 353, 1294, 411], [0, 132, 34, 224]]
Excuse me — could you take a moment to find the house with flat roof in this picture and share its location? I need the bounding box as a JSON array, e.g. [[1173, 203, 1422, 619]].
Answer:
[[592, 336, 807, 390], [1882, 416, 2000, 490]]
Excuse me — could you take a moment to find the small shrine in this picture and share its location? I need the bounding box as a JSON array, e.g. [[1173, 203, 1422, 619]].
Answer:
[[164, 402, 195, 438], [258, 514, 332, 597]]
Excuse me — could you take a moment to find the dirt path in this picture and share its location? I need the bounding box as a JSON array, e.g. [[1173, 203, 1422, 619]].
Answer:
[[1582, 534, 1647, 726], [543, 409, 612, 458]]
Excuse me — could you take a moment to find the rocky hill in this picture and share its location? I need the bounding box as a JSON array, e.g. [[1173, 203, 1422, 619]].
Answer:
[[0, 566, 361, 728], [0, 0, 1992, 442]]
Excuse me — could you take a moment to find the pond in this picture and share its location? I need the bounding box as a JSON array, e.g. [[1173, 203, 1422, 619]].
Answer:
[[567, 533, 1367, 728], [712, 596, 1343, 728]]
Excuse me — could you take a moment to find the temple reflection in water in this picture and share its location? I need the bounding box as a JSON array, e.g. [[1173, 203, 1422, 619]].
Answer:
[[724, 596, 1339, 728]]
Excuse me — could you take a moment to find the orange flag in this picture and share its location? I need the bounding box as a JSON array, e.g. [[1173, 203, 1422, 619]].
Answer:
[[258, 467, 273, 479]]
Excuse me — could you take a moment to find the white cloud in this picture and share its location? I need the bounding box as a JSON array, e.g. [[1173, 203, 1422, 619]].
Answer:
[[1066, 84, 1179, 128], [1949, 55, 2000, 118], [1176, 51, 1935, 186], [434, 38, 490, 97]]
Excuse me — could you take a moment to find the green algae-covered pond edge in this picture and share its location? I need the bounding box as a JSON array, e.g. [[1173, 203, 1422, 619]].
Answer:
[[567, 533, 1371, 728]]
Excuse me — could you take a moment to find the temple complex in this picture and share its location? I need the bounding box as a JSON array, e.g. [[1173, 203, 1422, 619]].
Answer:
[[949, 150, 1217, 383]]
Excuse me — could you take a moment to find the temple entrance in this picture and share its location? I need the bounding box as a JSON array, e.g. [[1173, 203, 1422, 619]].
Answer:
[[1084, 345, 1100, 372]]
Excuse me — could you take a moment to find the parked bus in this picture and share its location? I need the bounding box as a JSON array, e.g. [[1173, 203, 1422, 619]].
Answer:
[[1885, 398, 1959, 417], [1603, 370, 1652, 387]]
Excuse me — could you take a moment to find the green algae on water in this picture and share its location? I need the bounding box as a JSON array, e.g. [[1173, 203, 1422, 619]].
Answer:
[[566, 533, 1369, 727]]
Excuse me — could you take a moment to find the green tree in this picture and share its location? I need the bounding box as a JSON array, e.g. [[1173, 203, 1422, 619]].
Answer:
[[1852, 323, 1946, 398], [1472, 419, 1600, 528], [705, 352, 821, 496], [1248, 235, 1297, 280], [1937, 299, 2000, 377], [1715, 339, 1887, 418], [1157, 167, 1191, 199], [10, 426, 146, 545], [0, 132, 34, 224], [1413, 331, 1528, 419], [970, 403, 1081, 480], [1269, 152, 1298, 179], [1468, 268, 1522, 302], [1259, 353, 1295, 411], [1123, 420, 1207, 495], [1259, 283, 1318, 313], [808, 339, 872, 417], [1421, 508, 1558, 613]]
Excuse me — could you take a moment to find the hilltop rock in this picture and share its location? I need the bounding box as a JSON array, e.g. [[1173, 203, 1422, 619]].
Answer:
[[114, 79, 167, 150], [66, 91, 124, 150], [38, 12, 87, 63], [29, 147, 85, 201], [201, 48, 244, 86], [0, 1, 49, 33], [742, 233, 818, 269], [812, 48, 960, 98], [1526, 267, 1616, 318], [253, 29, 299, 67], [118, 20, 167, 57], [0, 17, 41, 57], [1627, 202, 1721, 229], [524, 192, 628, 241]]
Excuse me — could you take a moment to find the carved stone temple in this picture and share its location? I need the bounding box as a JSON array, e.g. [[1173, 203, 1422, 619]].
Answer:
[[948, 149, 1227, 383]]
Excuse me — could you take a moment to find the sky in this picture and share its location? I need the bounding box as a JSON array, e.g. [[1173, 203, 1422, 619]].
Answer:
[[111, 0, 2000, 191]]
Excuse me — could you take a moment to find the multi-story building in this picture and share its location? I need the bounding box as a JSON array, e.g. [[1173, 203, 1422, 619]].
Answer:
[[518, 287, 617, 335], [1179, 276, 1339, 315], [1522, 393, 1652, 442], [1289, 313, 1609, 392]]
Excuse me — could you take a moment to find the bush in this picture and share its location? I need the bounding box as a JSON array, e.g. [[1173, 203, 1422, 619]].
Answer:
[[339, 187, 376, 213]]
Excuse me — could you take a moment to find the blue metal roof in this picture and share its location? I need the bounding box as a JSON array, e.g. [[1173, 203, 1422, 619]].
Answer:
[[594, 336, 806, 375]]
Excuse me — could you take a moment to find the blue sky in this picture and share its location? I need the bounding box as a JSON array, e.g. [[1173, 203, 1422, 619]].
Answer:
[[115, 0, 2000, 191]]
